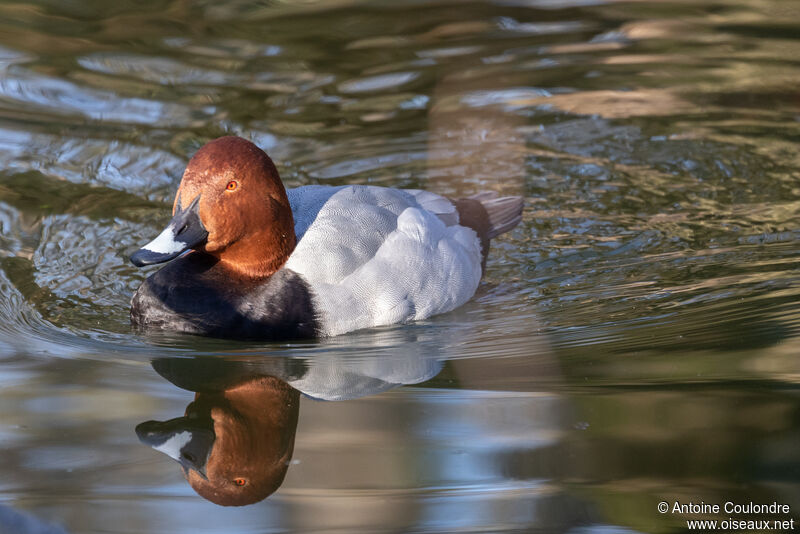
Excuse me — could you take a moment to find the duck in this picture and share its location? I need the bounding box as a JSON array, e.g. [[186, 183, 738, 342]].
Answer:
[[130, 136, 523, 340]]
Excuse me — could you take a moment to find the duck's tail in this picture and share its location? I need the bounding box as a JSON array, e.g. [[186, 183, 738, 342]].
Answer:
[[468, 191, 524, 239]]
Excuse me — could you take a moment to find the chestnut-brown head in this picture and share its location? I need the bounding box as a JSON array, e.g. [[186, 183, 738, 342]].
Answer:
[[131, 136, 296, 278]]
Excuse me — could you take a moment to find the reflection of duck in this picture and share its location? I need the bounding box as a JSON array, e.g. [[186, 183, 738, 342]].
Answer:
[[137, 346, 443, 506], [136, 358, 301, 506], [129, 136, 523, 340]]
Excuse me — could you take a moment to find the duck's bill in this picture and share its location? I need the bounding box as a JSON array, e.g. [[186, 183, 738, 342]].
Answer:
[[131, 195, 208, 267], [135, 417, 215, 480]]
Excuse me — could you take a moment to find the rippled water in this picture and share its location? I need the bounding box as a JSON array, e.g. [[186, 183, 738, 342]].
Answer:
[[2, 0, 800, 532]]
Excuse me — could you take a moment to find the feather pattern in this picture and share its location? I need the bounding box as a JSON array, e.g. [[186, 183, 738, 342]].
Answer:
[[285, 185, 482, 336]]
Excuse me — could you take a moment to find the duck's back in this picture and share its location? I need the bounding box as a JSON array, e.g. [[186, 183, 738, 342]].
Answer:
[[285, 185, 484, 336]]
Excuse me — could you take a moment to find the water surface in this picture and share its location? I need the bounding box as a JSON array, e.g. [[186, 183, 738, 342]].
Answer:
[[1, 0, 800, 532]]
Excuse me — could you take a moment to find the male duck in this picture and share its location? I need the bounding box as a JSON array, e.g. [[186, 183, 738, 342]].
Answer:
[[130, 136, 523, 340]]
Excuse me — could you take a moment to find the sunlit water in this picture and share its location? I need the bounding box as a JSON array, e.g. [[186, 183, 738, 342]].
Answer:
[[1, 0, 800, 532]]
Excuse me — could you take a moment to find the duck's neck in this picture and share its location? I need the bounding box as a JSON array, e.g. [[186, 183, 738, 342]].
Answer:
[[217, 232, 296, 279], [213, 205, 297, 280]]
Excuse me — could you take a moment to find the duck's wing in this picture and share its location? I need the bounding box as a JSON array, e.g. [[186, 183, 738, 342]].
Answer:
[[286, 185, 482, 336]]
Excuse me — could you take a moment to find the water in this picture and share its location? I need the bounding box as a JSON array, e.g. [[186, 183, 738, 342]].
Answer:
[[1, 0, 800, 531]]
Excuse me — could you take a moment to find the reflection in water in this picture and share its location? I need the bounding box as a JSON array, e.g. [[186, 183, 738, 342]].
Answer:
[[137, 362, 300, 506], [0, 504, 68, 534], [136, 348, 444, 506]]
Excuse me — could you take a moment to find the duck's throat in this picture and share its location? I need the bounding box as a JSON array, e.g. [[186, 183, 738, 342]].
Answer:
[[212, 231, 297, 279]]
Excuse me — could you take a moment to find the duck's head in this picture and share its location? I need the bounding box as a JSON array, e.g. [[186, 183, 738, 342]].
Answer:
[[131, 136, 296, 278]]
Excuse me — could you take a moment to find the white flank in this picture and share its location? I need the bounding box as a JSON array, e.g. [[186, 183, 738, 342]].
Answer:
[[285, 185, 482, 337], [152, 431, 192, 461], [143, 225, 186, 254]]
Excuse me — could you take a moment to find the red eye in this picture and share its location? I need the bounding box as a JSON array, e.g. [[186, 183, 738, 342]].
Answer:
[[226, 181, 238, 191], [233, 478, 247, 486]]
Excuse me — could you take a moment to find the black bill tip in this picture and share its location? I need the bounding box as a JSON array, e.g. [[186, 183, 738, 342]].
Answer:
[[130, 246, 181, 267]]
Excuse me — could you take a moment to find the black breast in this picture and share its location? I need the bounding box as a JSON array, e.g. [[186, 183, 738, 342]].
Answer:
[[130, 253, 319, 340]]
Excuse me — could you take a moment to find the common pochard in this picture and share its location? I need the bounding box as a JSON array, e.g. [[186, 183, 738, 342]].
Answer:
[[130, 136, 522, 339]]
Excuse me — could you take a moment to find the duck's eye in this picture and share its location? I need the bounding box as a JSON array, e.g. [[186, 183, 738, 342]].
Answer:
[[226, 180, 238, 191], [233, 477, 247, 487]]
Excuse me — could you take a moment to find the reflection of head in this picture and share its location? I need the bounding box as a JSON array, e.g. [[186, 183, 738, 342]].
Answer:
[[137, 375, 299, 506], [188, 377, 299, 506]]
